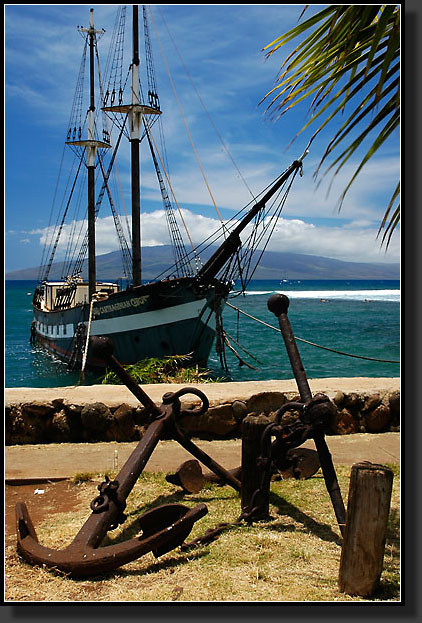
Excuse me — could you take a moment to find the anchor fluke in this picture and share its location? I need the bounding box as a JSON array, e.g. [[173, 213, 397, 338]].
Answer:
[[16, 500, 208, 577], [14, 336, 240, 577], [137, 502, 208, 557]]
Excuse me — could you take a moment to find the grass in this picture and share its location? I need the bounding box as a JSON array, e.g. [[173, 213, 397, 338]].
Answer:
[[100, 354, 224, 385], [5, 465, 400, 603], [71, 472, 95, 484]]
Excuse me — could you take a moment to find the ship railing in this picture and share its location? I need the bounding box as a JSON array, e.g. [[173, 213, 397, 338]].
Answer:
[[32, 286, 44, 309]]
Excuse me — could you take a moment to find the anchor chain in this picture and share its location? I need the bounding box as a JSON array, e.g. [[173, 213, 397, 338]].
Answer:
[[180, 462, 272, 551], [180, 420, 276, 551], [181, 394, 335, 551], [90, 475, 127, 529]]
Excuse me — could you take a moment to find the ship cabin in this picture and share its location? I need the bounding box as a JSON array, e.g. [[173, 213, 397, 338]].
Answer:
[[33, 280, 120, 312]]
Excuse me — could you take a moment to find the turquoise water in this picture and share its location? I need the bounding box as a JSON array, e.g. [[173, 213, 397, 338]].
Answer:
[[5, 279, 400, 388]]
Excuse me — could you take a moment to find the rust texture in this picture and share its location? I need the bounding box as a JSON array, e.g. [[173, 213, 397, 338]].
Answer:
[[15, 336, 240, 577]]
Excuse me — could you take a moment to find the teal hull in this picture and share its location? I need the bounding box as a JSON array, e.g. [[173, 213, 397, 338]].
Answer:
[[33, 277, 230, 369]]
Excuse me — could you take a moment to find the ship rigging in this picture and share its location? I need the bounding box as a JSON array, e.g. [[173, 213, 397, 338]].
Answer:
[[32, 5, 307, 374]]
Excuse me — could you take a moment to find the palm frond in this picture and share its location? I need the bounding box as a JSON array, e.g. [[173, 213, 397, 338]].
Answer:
[[261, 4, 400, 245]]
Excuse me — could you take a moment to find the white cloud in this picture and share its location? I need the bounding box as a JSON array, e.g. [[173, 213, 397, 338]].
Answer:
[[30, 209, 399, 266], [264, 218, 400, 263], [6, 5, 400, 273]]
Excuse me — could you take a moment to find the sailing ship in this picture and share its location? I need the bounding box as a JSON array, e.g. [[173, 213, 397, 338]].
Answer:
[[32, 5, 307, 373]]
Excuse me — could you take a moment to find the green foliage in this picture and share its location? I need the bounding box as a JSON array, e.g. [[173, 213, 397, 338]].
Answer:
[[101, 353, 221, 385], [72, 472, 94, 484], [261, 5, 400, 246]]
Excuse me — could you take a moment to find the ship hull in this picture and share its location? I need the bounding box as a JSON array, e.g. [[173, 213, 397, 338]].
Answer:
[[33, 277, 228, 369]]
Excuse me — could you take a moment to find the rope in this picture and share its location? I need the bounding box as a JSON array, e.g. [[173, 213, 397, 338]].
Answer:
[[143, 116, 198, 256], [78, 296, 97, 385], [148, 9, 225, 230], [226, 302, 400, 364], [155, 5, 257, 203]]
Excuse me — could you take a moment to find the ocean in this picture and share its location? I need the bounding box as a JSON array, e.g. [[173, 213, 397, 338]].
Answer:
[[5, 279, 400, 388]]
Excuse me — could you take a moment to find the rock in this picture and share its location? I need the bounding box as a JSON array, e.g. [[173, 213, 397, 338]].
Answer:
[[133, 406, 150, 426], [364, 404, 391, 433], [331, 407, 360, 435], [333, 391, 345, 407], [9, 406, 45, 444], [80, 402, 113, 440], [52, 398, 65, 410], [5, 407, 13, 445], [133, 424, 146, 440], [362, 393, 381, 413], [107, 403, 136, 441], [232, 400, 248, 422], [48, 410, 72, 443], [246, 392, 287, 415], [344, 393, 363, 413], [204, 403, 238, 436], [389, 390, 400, 423], [65, 403, 83, 416], [21, 401, 55, 418], [182, 403, 238, 437]]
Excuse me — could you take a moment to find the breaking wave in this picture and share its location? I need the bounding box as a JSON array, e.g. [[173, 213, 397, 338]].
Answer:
[[242, 289, 400, 302]]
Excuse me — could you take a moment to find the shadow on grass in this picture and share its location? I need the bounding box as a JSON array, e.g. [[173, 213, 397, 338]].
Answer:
[[264, 489, 343, 545], [103, 485, 238, 547], [103, 478, 342, 562], [69, 547, 209, 583]]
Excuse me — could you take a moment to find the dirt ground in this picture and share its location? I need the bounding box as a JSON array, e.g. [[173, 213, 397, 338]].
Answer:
[[5, 481, 83, 546]]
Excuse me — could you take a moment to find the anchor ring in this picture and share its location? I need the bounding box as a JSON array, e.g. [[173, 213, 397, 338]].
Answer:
[[161, 387, 209, 418], [90, 494, 109, 513]]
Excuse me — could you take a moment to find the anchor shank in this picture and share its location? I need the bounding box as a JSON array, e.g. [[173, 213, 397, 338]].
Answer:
[[313, 432, 346, 535], [277, 315, 312, 402], [106, 353, 162, 417], [267, 293, 346, 535], [113, 410, 168, 501], [70, 414, 168, 549], [89, 336, 162, 417]]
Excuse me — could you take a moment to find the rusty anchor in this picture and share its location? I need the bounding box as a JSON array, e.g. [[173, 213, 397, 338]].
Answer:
[[266, 293, 346, 535], [15, 336, 241, 577]]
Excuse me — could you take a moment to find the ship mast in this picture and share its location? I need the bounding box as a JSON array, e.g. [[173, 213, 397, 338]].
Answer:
[[66, 9, 110, 302], [130, 5, 142, 286], [103, 5, 161, 288]]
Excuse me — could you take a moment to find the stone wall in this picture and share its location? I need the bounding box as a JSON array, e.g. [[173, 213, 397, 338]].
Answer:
[[5, 388, 400, 445]]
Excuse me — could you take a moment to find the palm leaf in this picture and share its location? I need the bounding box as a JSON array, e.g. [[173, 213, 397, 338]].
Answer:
[[261, 4, 400, 245]]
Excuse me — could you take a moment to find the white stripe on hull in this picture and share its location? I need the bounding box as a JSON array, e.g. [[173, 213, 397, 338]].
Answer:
[[35, 323, 75, 339], [90, 298, 211, 336]]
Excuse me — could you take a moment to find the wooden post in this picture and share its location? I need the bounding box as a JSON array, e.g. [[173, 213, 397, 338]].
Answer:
[[338, 462, 394, 597], [241, 414, 271, 519]]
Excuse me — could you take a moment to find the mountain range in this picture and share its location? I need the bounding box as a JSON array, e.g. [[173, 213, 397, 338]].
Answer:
[[5, 246, 400, 281]]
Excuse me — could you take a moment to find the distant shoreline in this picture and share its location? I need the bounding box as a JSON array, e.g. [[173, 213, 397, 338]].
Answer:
[[4, 247, 400, 281]]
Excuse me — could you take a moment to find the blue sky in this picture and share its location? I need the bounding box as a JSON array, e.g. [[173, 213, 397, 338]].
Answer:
[[5, 4, 400, 273]]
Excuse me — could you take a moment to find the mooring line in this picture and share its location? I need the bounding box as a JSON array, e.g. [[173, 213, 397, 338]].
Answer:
[[226, 302, 400, 364], [79, 295, 97, 385]]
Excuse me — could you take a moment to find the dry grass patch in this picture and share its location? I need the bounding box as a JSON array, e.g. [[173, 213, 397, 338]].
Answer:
[[5, 465, 400, 603]]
